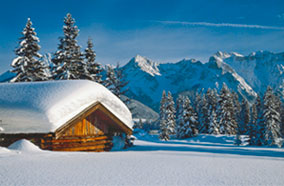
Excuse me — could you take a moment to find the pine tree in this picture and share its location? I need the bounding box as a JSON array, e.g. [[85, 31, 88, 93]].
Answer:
[[232, 91, 241, 131], [159, 90, 169, 140], [175, 95, 184, 139], [206, 89, 219, 134], [104, 65, 115, 88], [248, 101, 258, 145], [279, 81, 284, 136], [11, 18, 47, 82], [255, 95, 266, 146], [181, 96, 199, 138], [280, 104, 284, 137], [194, 91, 203, 132], [84, 38, 102, 83], [199, 94, 208, 133], [104, 63, 128, 99], [208, 109, 219, 135], [165, 91, 176, 135], [51, 13, 85, 80], [239, 99, 250, 135], [263, 87, 281, 146], [217, 83, 237, 135]]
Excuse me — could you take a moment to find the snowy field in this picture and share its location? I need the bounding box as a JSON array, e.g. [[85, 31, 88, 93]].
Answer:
[[0, 134, 284, 186]]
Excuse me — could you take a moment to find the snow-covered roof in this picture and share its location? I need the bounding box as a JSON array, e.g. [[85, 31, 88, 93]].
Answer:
[[0, 80, 133, 133]]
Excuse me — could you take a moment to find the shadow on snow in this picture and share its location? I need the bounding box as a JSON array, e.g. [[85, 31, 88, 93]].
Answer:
[[127, 136, 284, 159]]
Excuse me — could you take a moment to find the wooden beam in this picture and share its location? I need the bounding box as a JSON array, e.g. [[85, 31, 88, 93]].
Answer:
[[44, 135, 109, 143]]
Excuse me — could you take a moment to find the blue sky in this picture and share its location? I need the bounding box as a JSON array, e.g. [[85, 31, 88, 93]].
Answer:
[[0, 0, 284, 73]]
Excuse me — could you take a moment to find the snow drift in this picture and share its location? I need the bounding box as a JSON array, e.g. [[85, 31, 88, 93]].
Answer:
[[8, 139, 42, 152]]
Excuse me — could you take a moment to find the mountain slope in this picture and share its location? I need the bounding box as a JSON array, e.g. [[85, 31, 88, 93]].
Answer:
[[122, 55, 257, 111], [212, 51, 284, 95], [121, 95, 159, 121]]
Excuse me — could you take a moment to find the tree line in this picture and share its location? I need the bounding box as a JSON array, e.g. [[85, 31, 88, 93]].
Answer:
[[9, 13, 127, 99], [159, 83, 284, 147]]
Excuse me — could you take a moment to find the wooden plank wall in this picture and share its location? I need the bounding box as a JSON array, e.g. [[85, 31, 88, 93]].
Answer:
[[45, 111, 113, 151], [60, 112, 108, 137], [0, 133, 52, 147], [41, 135, 113, 152]]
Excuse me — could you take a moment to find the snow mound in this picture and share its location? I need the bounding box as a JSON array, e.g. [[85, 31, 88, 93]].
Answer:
[[0, 147, 11, 154], [8, 139, 42, 152]]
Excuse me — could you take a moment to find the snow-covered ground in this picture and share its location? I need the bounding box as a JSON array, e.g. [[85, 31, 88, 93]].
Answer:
[[0, 134, 283, 186]]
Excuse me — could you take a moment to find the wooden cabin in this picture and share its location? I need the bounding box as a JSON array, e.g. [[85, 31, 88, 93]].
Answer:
[[0, 80, 133, 152]]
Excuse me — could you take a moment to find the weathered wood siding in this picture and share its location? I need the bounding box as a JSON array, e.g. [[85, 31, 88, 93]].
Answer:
[[60, 111, 107, 137], [44, 110, 114, 151], [41, 135, 113, 152], [0, 133, 51, 147]]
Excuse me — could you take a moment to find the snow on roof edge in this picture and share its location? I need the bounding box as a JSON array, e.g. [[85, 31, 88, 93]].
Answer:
[[0, 80, 133, 134]]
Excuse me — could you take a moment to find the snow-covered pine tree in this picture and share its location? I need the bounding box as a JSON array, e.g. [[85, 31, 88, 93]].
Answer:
[[159, 90, 169, 140], [254, 95, 266, 146], [279, 81, 284, 136], [175, 95, 184, 139], [217, 83, 237, 135], [194, 91, 203, 132], [281, 104, 284, 137], [104, 63, 128, 100], [207, 89, 219, 135], [274, 94, 282, 131], [232, 91, 241, 131], [84, 38, 103, 83], [239, 98, 250, 135], [104, 65, 115, 88], [165, 91, 176, 136], [263, 87, 282, 147], [115, 63, 128, 99], [208, 109, 219, 135], [51, 13, 85, 80], [181, 96, 199, 138], [199, 94, 208, 133], [235, 95, 247, 146], [248, 101, 258, 145], [11, 18, 48, 82]]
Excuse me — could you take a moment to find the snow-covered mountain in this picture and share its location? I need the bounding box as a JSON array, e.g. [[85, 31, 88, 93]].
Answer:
[[1, 51, 283, 114], [122, 54, 260, 111], [212, 51, 284, 96]]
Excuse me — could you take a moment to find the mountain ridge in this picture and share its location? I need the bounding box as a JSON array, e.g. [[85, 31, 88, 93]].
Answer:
[[122, 51, 283, 111], [1, 50, 283, 115]]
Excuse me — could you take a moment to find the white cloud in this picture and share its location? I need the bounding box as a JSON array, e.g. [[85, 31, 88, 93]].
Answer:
[[153, 20, 284, 30]]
